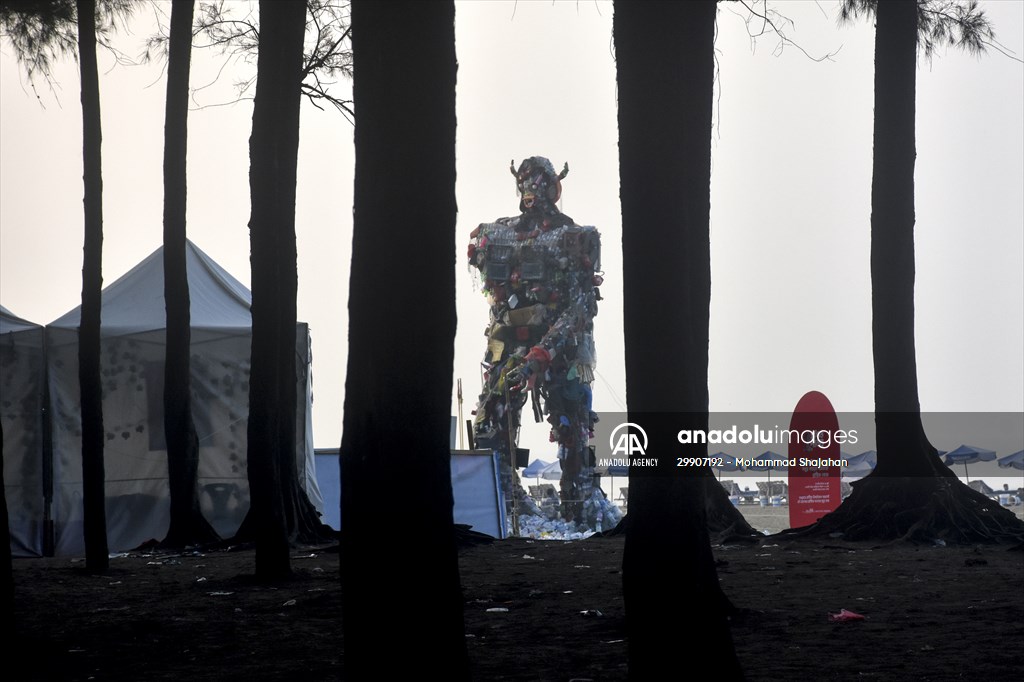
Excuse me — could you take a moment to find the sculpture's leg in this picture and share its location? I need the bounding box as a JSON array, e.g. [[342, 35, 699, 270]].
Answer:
[[473, 370, 537, 528], [560, 444, 582, 522]]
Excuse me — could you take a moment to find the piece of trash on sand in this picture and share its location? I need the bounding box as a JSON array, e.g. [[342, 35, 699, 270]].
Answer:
[[579, 609, 603, 617], [208, 591, 234, 596], [828, 608, 865, 622], [486, 607, 509, 613], [282, 599, 297, 606]]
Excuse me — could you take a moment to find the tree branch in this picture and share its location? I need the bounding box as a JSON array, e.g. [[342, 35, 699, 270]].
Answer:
[[733, 0, 841, 62]]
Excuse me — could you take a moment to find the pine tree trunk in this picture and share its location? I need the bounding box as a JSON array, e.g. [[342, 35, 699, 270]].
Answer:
[[245, 0, 307, 581], [340, 1, 468, 677], [0, 420, 13, 630], [869, 0, 942, 478], [783, 0, 1022, 544], [76, 0, 108, 572], [161, 0, 218, 549], [614, 2, 743, 677]]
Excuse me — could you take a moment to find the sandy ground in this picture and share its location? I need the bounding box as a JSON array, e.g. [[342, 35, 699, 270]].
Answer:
[[688, 501, 1024, 536], [9, 505, 1024, 681]]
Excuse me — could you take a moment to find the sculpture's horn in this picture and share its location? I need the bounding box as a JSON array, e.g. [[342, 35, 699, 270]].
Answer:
[[510, 160, 518, 177], [558, 162, 569, 180]]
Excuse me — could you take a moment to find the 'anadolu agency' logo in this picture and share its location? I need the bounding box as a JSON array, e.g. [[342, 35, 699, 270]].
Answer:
[[610, 422, 648, 456]]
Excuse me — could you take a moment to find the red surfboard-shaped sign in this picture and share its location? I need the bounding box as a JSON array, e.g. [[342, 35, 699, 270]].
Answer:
[[788, 391, 842, 529]]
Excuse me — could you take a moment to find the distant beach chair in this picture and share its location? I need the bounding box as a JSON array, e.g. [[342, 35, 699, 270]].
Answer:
[[529, 484, 557, 502]]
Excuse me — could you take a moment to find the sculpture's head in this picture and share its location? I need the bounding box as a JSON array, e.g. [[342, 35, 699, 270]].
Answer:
[[510, 157, 569, 213]]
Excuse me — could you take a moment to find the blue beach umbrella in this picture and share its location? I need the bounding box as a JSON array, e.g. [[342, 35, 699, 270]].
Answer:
[[522, 459, 551, 478], [709, 451, 744, 481], [942, 444, 997, 483], [997, 450, 1024, 471], [539, 460, 563, 481], [747, 451, 786, 500], [522, 459, 552, 488], [842, 450, 877, 481]]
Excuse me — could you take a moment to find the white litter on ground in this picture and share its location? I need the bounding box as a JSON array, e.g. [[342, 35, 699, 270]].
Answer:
[[507, 489, 623, 539]]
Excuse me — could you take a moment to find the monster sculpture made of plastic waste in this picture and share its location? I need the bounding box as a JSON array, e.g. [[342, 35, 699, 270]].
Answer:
[[468, 156, 602, 524]]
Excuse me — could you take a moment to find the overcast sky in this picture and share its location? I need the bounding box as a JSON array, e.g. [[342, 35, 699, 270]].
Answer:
[[1, 1, 1021, 469]]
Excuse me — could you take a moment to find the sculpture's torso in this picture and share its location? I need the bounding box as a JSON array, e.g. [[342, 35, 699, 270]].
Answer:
[[469, 214, 600, 376]]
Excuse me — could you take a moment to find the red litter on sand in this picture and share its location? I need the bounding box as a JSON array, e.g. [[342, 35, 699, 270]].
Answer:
[[828, 609, 866, 623]]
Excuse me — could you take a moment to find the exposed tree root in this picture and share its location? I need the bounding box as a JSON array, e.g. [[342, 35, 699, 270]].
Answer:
[[593, 474, 761, 543], [232, 486, 337, 547], [288, 488, 339, 545], [159, 512, 222, 550], [704, 475, 760, 543], [781, 474, 1024, 545], [455, 523, 495, 548]]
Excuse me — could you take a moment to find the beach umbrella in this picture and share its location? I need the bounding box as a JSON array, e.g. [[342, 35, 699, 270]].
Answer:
[[942, 444, 996, 483], [522, 459, 552, 489], [842, 450, 877, 482], [522, 459, 551, 477], [539, 460, 563, 481], [997, 450, 1024, 471], [747, 450, 786, 500], [709, 451, 744, 481]]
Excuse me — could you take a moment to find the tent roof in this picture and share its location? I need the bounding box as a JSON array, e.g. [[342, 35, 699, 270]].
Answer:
[[0, 304, 42, 334], [48, 240, 253, 334]]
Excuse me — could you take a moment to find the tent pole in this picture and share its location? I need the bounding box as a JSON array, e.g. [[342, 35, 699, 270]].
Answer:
[[457, 378, 464, 450], [41, 325, 55, 557]]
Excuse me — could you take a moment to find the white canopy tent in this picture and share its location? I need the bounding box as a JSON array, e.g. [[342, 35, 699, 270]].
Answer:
[[45, 240, 322, 556], [1, 305, 47, 556]]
